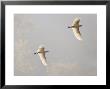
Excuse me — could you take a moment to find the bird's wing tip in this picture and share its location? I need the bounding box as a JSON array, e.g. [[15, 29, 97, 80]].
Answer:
[[44, 63, 48, 66], [78, 38, 83, 41], [77, 38, 83, 41]]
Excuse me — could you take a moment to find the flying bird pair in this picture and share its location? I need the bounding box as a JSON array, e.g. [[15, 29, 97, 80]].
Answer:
[[34, 18, 83, 66]]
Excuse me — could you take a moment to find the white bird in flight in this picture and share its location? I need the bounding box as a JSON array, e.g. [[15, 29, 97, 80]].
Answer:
[[34, 45, 49, 66], [68, 17, 83, 40]]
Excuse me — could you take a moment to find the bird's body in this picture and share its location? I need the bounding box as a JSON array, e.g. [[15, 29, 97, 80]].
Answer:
[[34, 46, 48, 66], [68, 18, 83, 40]]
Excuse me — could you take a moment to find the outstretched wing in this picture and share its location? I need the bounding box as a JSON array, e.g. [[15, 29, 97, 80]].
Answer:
[[72, 27, 82, 40], [72, 18, 80, 26], [38, 52, 47, 66], [37, 48, 47, 66]]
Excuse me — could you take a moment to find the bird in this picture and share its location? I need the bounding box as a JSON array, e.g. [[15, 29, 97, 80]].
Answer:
[[34, 45, 49, 66], [68, 17, 83, 40]]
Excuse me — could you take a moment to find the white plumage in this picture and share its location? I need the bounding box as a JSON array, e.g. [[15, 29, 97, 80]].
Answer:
[[36, 45, 48, 66], [68, 18, 83, 40]]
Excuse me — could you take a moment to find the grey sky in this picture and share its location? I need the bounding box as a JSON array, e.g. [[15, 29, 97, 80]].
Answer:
[[14, 14, 97, 76]]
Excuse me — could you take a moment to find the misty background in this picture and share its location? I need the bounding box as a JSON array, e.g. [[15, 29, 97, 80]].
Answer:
[[14, 14, 97, 76]]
